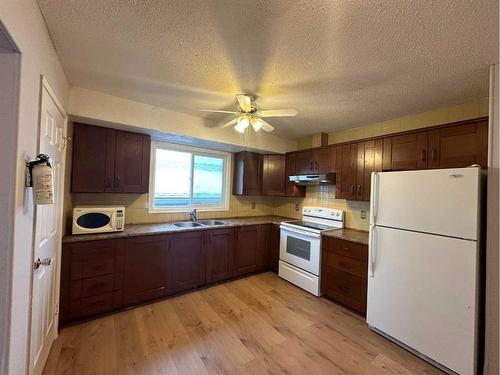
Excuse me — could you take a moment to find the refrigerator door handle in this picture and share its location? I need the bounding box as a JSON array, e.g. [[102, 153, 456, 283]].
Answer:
[[369, 226, 377, 277], [371, 172, 380, 224]]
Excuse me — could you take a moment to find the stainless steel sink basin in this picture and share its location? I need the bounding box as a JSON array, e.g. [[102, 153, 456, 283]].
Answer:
[[198, 220, 225, 226], [173, 221, 202, 228]]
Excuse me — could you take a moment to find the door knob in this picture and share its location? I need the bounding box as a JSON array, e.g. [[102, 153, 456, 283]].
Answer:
[[34, 257, 52, 270]]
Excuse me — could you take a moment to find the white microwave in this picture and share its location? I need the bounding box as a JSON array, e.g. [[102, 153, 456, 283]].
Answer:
[[72, 206, 125, 235]]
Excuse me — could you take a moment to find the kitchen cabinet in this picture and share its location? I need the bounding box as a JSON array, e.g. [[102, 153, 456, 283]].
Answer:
[[234, 225, 264, 276], [171, 231, 206, 293], [337, 144, 358, 200], [60, 238, 124, 324], [268, 224, 280, 273], [71, 122, 150, 193], [123, 234, 170, 305], [206, 227, 234, 283], [427, 120, 488, 169], [233, 151, 263, 195], [293, 148, 334, 175], [262, 154, 286, 196], [382, 132, 428, 171], [321, 236, 368, 314], [284, 153, 306, 197]]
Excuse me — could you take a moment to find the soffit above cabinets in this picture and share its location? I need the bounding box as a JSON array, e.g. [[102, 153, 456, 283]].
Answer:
[[38, 0, 498, 138]]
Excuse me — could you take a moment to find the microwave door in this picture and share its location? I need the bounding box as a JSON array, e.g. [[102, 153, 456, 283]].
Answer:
[[75, 211, 112, 232]]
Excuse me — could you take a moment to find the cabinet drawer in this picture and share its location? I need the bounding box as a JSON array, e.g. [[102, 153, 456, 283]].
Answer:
[[70, 292, 114, 319], [70, 274, 115, 299], [71, 256, 115, 280], [71, 240, 116, 261], [323, 237, 368, 261], [321, 266, 367, 314], [322, 252, 367, 278]]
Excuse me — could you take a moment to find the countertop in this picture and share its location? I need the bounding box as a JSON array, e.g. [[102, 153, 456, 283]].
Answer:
[[63, 215, 292, 243], [321, 228, 369, 245]]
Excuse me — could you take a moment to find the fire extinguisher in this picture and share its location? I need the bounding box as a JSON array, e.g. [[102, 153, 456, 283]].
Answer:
[[26, 154, 54, 205]]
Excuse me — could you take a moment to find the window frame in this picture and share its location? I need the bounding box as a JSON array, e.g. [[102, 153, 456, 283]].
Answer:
[[148, 141, 231, 213]]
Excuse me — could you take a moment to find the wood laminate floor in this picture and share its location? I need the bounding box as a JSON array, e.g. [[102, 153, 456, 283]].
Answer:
[[43, 272, 443, 374]]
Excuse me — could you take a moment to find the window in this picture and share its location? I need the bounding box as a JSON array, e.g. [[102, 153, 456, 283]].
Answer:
[[149, 142, 230, 212]]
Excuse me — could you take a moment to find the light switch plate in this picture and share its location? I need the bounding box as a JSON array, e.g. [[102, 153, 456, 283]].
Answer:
[[252, 202, 256, 209], [295, 203, 300, 211], [361, 210, 366, 219]]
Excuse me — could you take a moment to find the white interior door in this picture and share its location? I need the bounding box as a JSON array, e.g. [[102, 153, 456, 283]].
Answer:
[[29, 79, 67, 375], [370, 167, 481, 240], [367, 226, 479, 375]]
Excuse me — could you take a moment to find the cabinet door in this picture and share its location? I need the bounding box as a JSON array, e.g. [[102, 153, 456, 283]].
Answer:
[[71, 123, 115, 193], [294, 150, 314, 174], [268, 224, 280, 273], [360, 140, 383, 201], [313, 147, 334, 173], [428, 121, 488, 169], [262, 154, 286, 196], [114, 130, 150, 193], [233, 152, 262, 195], [284, 153, 306, 197], [122, 235, 169, 305], [338, 144, 357, 200], [171, 231, 206, 293], [383, 132, 428, 171], [234, 225, 263, 276], [206, 228, 234, 283]]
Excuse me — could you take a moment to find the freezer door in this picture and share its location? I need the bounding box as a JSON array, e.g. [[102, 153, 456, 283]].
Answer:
[[367, 226, 479, 375], [370, 167, 480, 240]]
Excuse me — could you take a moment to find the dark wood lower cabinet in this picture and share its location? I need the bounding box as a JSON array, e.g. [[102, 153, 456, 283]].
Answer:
[[60, 223, 279, 325], [122, 234, 170, 306], [234, 225, 264, 276], [171, 231, 206, 293], [268, 224, 280, 273], [206, 228, 235, 283], [321, 236, 368, 314]]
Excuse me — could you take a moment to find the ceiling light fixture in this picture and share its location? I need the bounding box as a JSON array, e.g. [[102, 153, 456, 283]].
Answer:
[[234, 115, 250, 133], [250, 117, 263, 131]]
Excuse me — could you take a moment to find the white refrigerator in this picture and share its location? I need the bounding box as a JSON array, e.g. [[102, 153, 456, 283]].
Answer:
[[367, 167, 482, 375]]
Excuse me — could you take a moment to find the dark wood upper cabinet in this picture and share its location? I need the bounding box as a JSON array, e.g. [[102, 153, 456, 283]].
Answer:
[[233, 151, 263, 195], [71, 123, 116, 193], [293, 147, 334, 175], [234, 225, 264, 276], [285, 153, 306, 197], [427, 120, 488, 169], [171, 231, 206, 293], [114, 130, 150, 193], [71, 123, 150, 193], [122, 235, 170, 306], [262, 154, 286, 196], [360, 140, 383, 201], [382, 132, 428, 171], [337, 144, 358, 200], [206, 228, 234, 284]]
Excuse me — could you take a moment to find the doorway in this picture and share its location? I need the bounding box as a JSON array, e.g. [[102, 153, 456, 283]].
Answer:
[[0, 21, 20, 375]]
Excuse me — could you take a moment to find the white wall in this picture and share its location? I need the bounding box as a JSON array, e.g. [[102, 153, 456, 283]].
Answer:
[[69, 87, 298, 154], [485, 63, 499, 375], [0, 1, 69, 374]]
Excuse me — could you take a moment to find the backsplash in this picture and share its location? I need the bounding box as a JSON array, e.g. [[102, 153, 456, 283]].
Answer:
[[68, 186, 369, 234], [273, 185, 370, 231]]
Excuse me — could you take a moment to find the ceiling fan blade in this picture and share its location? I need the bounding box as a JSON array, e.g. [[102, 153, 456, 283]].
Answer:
[[197, 109, 237, 114], [218, 118, 238, 128], [259, 109, 298, 117], [236, 94, 252, 112], [260, 119, 275, 132]]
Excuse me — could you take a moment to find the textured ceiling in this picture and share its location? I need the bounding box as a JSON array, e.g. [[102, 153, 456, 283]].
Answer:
[[38, 0, 498, 138]]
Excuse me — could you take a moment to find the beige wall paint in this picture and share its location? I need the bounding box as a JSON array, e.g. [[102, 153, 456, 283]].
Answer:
[[0, 1, 70, 374], [328, 97, 489, 145], [68, 87, 298, 154]]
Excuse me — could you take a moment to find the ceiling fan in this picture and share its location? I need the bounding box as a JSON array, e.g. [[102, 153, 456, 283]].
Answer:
[[197, 94, 298, 133]]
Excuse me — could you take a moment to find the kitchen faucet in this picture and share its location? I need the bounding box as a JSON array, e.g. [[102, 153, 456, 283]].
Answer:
[[189, 209, 197, 222]]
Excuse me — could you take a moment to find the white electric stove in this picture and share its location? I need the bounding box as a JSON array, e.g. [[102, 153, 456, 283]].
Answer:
[[279, 206, 344, 296]]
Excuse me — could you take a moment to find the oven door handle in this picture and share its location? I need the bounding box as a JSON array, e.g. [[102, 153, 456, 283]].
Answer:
[[280, 225, 321, 239]]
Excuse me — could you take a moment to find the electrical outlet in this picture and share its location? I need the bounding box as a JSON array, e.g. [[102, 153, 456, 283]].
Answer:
[[252, 202, 256, 209], [295, 203, 300, 211], [361, 210, 367, 219]]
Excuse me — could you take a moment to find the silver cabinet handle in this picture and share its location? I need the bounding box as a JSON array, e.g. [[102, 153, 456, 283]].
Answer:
[[34, 257, 52, 270], [369, 227, 377, 277]]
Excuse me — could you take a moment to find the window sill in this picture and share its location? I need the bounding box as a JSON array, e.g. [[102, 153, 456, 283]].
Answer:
[[147, 207, 230, 214]]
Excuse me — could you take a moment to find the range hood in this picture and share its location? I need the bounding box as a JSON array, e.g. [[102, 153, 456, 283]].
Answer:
[[289, 173, 336, 186]]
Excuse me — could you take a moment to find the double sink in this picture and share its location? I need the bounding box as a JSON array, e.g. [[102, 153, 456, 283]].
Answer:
[[173, 219, 225, 228]]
